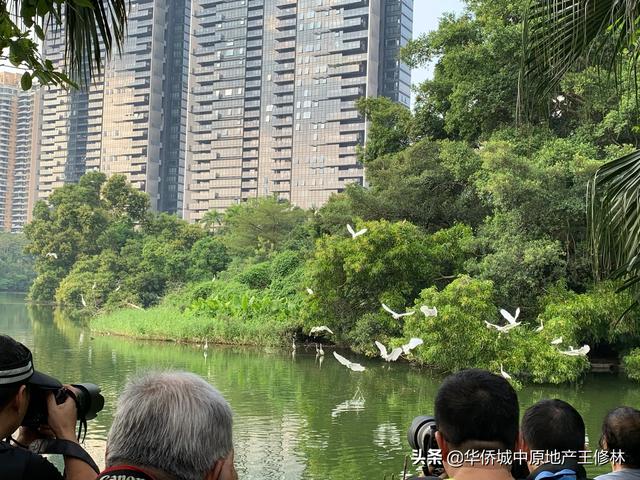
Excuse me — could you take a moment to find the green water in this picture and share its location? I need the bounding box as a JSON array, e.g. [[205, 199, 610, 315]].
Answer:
[[1, 292, 639, 479]]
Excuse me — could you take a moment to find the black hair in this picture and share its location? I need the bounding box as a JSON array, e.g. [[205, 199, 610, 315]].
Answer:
[[521, 399, 585, 453], [600, 406, 640, 468], [434, 368, 519, 451], [0, 335, 31, 410]]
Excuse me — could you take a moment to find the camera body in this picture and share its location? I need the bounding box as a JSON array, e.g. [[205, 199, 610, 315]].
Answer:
[[22, 381, 104, 429]]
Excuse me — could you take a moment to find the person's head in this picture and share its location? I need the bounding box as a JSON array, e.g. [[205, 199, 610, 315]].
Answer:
[[106, 371, 236, 480], [600, 406, 640, 468], [0, 335, 34, 437], [521, 399, 585, 469], [434, 368, 519, 469]]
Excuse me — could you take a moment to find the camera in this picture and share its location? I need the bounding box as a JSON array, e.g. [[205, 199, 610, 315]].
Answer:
[[22, 380, 104, 432], [407, 415, 444, 477]]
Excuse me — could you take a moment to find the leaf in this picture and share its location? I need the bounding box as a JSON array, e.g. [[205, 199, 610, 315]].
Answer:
[[21, 72, 32, 91], [33, 24, 45, 41]]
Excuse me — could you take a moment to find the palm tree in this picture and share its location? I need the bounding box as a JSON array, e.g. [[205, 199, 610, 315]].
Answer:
[[522, 0, 640, 305], [1, 0, 128, 87]]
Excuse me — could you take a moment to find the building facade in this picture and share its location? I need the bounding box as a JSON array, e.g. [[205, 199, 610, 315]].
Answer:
[[37, 0, 412, 221], [38, 0, 191, 214], [184, 0, 413, 221], [0, 71, 40, 232]]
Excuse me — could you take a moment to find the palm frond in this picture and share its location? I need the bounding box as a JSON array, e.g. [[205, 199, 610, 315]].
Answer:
[[54, 0, 128, 85], [588, 149, 640, 289], [521, 0, 640, 109]]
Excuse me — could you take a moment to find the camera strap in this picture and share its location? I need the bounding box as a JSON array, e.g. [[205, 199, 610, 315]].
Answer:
[[29, 438, 100, 473]]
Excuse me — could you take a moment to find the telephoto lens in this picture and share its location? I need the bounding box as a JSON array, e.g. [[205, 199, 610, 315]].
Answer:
[[71, 383, 104, 421], [407, 415, 437, 452]]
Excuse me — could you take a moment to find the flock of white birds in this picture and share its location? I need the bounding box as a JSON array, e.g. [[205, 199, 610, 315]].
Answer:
[[300, 224, 591, 380]]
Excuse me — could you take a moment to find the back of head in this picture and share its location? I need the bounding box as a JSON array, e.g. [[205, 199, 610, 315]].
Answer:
[[435, 368, 519, 451], [601, 406, 640, 468], [521, 399, 585, 453], [0, 335, 31, 410], [106, 371, 233, 480]]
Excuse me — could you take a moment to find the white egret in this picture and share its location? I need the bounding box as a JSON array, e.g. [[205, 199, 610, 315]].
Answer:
[[92, 282, 97, 290], [485, 321, 519, 334], [381, 303, 415, 320], [420, 306, 438, 317], [316, 343, 325, 356], [559, 345, 590, 356], [333, 351, 365, 372], [551, 337, 563, 345], [500, 364, 512, 380], [401, 337, 423, 355], [114, 285, 121, 292], [375, 341, 403, 362], [306, 287, 314, 295], [310, 326, 334, 336], [346, 224, 367, 239], [80, 294, 87, 308], [204, 339, 209, 351], [535, 320, 544, 332], [45, 252, 58, 259]]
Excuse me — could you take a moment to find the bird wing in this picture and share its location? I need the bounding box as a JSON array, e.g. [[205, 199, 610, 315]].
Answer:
[[403, 338, 424, 352], [500, 308, 516, 325], [348, 362, 366, 372], [381, 303, 397, 316], [485, 321, 500, 330], [375, 341, 388, 358], [389, 348, 403, 361], [355, 228, 368, 237], [514, 307, 521, 320], [333, 351, 351, 367], [398, 311, 415, 318], [346, 224, 355, 236]]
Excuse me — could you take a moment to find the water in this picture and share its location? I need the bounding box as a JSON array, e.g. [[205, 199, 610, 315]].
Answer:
[[1, 292, 638, 479]]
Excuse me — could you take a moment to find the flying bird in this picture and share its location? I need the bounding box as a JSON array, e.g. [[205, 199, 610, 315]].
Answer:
[[333, 351, 365, 372], [45, 252, 58, 259], [347, 224, 367, 239], [551, 337, 563, 345], [306, 287, 314, 295], [485, 321, 520, 334], [401, 337, 423, 355], [500, 364, 512, 380], [500, 308, 521, 326], [381, 303, 415, 320], [310, 326, 334, 336], [559, 345, 590, 357], [375, 341, 403, 362], [420, 306, 438, 317]]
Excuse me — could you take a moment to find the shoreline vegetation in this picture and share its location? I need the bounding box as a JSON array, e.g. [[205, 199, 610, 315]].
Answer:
[[13, 0, 640, 385]]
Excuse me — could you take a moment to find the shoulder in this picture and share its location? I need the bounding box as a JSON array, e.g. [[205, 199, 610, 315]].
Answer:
[[0, 445, 63, 479], [21, 448, 63, 478]]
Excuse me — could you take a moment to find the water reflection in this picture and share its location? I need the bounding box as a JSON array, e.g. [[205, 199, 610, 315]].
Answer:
[[1, 292, 638, 479]]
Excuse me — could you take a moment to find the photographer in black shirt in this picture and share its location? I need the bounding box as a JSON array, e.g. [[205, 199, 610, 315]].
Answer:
[[0, 335, 96, 480]]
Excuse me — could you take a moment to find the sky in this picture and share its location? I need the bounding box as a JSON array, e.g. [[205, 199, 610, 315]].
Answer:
[[411, 0, 465, 86]]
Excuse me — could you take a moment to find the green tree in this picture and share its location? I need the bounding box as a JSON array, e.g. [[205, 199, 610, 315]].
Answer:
[[220, 197, 309, 257], [0, 233, 34, 291], [0, 0, 127, 88]]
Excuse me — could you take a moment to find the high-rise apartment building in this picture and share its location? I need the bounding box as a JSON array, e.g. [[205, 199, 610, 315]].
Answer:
[[37, 0, 412, 221], [38, 0, 191, 214], [184, 0, 412, 221], [0, 71, 41, 232]]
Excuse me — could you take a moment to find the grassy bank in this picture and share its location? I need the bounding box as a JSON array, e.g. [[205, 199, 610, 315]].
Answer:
[[91, 279, 303, 346]]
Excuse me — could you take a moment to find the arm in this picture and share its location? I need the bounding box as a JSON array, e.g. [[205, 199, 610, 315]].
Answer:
[[46, 391, 97, 480]]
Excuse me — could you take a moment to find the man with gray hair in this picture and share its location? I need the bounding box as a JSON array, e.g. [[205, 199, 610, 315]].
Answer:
[[97, 371, 237, 480]]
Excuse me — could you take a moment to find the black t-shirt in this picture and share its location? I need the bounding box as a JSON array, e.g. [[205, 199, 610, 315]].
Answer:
[[0, 440, 63, 480]]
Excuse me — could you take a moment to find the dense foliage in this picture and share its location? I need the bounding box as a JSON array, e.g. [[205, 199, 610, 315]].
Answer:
[[19, 0, 640, 383], [0, 233, 34, 292]]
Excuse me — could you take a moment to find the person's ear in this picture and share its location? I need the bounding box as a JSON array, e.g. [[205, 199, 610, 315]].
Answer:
[[435, 431, 448, 458], [13, 385, 28, 412], [518, 432, 529, 454], [205, 460, 224, 480]]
